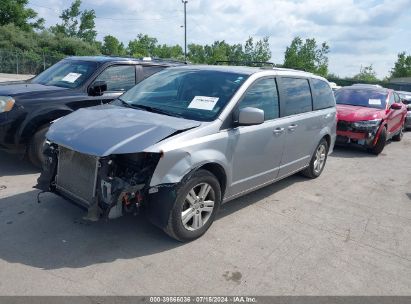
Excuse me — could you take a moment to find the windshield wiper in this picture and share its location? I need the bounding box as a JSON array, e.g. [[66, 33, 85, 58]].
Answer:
[[117, 98, 134, 108]]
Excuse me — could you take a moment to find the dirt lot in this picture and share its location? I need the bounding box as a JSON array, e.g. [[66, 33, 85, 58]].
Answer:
[[0, 134, 410, 295]]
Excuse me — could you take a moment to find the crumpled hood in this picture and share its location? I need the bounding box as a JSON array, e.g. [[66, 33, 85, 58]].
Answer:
[[0, 82, 66, 96], [336, 104, 384, 121], [47, 104, 201, 156]]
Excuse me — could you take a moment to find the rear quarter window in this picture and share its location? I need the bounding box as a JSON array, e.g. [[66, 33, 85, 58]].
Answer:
[[142, 66, 165, 79], [311, 78, 335, 110], [281, 77, 312, 116]]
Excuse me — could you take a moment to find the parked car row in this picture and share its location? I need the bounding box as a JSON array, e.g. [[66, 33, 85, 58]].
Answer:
[[0, 56, 407, 241]]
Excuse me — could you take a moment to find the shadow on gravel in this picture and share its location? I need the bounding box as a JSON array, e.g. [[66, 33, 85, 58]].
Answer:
[[0, 174, 306, 270], [0, 151, 38, 177], [330, 143, 394, 159]]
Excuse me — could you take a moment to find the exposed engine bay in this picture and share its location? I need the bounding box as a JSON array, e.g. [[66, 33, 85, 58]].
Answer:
[[36, 142, 162, 220]]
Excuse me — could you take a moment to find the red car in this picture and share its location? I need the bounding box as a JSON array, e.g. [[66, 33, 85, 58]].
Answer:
[[335, 85, 407, 154]]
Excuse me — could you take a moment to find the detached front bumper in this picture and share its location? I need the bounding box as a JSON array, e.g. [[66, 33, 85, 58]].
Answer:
[[336, 120, 380, 147]]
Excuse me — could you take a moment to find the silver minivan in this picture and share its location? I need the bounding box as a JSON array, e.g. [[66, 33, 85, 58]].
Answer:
[[37, 65, 336, 241]]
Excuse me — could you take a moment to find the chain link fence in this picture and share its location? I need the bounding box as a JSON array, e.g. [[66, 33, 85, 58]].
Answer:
[[0, 49, 64, 75]]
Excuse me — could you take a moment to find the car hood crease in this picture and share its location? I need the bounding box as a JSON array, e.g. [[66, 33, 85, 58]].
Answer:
[[47, 104, 201, 156]]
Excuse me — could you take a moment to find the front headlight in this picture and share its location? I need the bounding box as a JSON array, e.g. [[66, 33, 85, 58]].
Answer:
[[0, 96, 15, 113], [352, 119, 382, 129]]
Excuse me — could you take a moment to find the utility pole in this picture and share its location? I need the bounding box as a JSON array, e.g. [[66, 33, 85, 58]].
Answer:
[[182, 0, 188, 61]]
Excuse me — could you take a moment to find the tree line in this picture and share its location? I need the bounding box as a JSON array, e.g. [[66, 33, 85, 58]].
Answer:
[[1, 0, 410, 80]]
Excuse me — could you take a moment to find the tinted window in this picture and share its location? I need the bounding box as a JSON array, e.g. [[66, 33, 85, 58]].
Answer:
[[394, 92, 400, 103], [120, 68, 248, 122], [142, 66, 165, 79], [95, 65, 135, 91], [311, 78, 335, 110], [238, 78, 279, 120], [388, 93, 394, 106], [335, 89, 387, 109], [282, 78, 312, 116], [31, 60, 98, 89]]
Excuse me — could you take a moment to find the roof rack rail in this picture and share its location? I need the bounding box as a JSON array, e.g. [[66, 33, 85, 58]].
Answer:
[[104, 55, 188, 64], [215, 60, 277, 67], [141, 56, 189, 64]]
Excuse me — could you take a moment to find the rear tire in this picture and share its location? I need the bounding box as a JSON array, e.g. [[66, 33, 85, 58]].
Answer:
[[392, 122, 404, 141], [28, 125, 49, 168], [164, 169, 221, 242], [301, 138, 329, 179], [369, 127, 387, 155]]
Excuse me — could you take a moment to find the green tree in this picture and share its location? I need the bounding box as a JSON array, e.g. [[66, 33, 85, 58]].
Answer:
[[353, 65, 379, 82], [390, 52, 411, 78], [152, 44, 183, 59], [188, 37, 271, 65], [127, 34, 158, 57], [101, 35, 125, 56], [243, 37, 271, 63], [283, 37, 329, 76], [187, 44, 206, 63], [51, 0, 97, 43], [327, 72, 340, 79], [0, 0, 44, 31]]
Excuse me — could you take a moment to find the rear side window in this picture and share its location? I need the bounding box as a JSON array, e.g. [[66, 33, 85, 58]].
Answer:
[[394, 92, 400, 103], [311, 78, 335, 110], [238, 78, 279, 120], [95, 65, 136, 92], [142, 66, 165, 79], [388, 92, 394, 106], [281, 78, 312, 116]]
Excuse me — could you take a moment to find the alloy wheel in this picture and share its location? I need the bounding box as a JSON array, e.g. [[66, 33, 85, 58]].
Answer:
[[313, 144, 326, 174], [181, 183, 215, 231]]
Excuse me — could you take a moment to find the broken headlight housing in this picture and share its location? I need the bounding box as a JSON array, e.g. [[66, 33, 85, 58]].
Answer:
[[352, 119, 381, 130], [0, 96, 15, 113]]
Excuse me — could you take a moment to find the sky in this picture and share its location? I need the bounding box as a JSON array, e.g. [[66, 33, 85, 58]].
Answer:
[[28, 0, 411, 78]]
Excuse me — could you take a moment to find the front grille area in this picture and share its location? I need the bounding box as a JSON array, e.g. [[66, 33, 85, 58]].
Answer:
[[337, 120, 352, 131], [56, 146, 98, 207]]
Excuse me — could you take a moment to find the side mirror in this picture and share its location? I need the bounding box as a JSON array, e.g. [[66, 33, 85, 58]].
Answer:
[[390, 103, 402, 110], [237, 107, 264, 126], [88, 81, 107, 96]]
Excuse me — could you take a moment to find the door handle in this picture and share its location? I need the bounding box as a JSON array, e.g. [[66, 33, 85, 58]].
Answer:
[[288, 124, 298, 131], [273, 127, 285, 135]]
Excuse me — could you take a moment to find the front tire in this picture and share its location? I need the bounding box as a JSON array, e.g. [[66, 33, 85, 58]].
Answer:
[[369, 127, 387, 155], [392, 122, 404, 142], [164, 170, 221, 242], [301, 138, 329, 179], [28, 125, 49, 168]]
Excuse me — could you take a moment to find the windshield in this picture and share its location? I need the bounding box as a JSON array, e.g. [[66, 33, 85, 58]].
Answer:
[[31, 60, 98, 88], [119, 68, 249, 121], [335, 89, 387, 109]]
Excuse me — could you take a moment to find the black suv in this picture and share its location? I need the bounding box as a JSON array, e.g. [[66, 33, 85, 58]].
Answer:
[[0, 56, 182, 166]]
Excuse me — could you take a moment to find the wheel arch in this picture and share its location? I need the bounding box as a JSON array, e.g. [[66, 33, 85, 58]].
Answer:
[[18, 107, 73, 144], [197, 162, 227, 197]]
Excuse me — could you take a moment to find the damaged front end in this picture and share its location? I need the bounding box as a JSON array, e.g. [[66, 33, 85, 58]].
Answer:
[[336, 119, 382, 147], [36, 143, 163, 221]]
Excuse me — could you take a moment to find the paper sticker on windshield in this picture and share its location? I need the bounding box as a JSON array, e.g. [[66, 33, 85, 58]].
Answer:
[[369, 99, 381, 105], [61, 72, 82, 83], [188, 96, 219, 110]]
